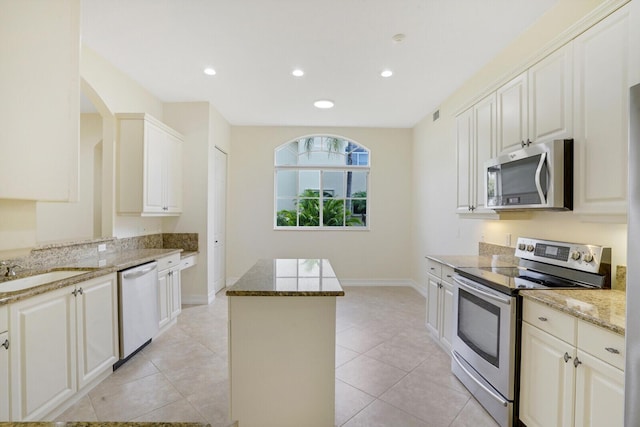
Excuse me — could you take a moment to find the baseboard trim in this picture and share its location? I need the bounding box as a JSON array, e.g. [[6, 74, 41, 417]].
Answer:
[[340, 279, 427, 298], [182, 294, 210, 305]]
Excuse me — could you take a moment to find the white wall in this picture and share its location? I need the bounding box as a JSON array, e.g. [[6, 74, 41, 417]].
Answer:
[[81, 45, 164, 238], [163, 102, 231, 303], [228, 126, 412, 282], [36, 114, 102, 243], [410, 0, 627, 292]]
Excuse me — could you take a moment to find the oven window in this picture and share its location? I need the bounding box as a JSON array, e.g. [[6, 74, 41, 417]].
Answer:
[[458, 288, 500, 367]]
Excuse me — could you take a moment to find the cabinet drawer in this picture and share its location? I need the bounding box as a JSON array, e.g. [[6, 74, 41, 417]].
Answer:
[[157, 253, 180, 271], [0, 305, 6, 333], [523, 299, 576, 345], [426, 259, 442, 278], [180, 254, 197, 270], [578, 320, 625, 370], [442, 265, 455, 284]]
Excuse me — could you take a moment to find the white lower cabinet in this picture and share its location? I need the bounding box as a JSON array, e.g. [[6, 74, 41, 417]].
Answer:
[[425, 259, 454, 352], [519, 299, 624, 427], [8, 273, 118, 421], [157, 254, 182, 332], [1, 305, 9, 421]]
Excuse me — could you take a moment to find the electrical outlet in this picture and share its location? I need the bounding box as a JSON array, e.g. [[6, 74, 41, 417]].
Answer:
[[98, 259, 107, 267], [506, 233, 512, 247], [98, 243, 106, 252]]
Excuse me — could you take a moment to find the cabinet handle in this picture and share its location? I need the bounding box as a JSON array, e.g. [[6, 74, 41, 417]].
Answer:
[[430, 267, 435, 271], [605, 347, 620, 355], [1, 339, 8, 350], [446, 275, 452, 279], [538, 316, 548, 322], [71, 287, 84, 297], [563, 352, 572, 363], [573, 357, 582, 368], [521, 140, 526, 148]]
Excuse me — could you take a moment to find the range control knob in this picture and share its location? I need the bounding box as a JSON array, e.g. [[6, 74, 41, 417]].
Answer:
[[518, 243, 526, 251], [571, 251, 581, 260], [526, 244, 535, 252], [583, 252, 594, 263]]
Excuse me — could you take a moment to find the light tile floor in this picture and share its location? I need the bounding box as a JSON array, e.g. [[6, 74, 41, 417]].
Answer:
[[57, 286, 498, 427]]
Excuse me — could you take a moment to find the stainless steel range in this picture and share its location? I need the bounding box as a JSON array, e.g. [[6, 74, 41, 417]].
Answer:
[[451, 237, 611, 427]]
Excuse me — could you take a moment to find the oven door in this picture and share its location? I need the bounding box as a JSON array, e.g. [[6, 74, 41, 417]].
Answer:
[[452, 275, 517, 400]]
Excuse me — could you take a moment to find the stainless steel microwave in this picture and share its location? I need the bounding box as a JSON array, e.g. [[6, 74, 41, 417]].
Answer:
[[485, 139, 573, 210]]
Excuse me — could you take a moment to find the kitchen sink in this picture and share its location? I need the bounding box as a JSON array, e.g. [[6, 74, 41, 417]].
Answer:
[[0, 270, 89, 292]]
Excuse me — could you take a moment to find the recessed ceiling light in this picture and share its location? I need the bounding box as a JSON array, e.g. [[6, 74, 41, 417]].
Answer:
[[292, 68, 304, 77], [313, 100, 334, 109], [203, 67, 216, 76], [381, 69, 393, 78], [392, 33, 406, 43]]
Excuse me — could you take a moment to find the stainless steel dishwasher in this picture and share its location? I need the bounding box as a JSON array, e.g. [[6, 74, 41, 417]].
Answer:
[[115, 261, 159, 369]]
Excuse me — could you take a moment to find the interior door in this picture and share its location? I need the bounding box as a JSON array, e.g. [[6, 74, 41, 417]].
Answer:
[[213, 147, 227, 293]]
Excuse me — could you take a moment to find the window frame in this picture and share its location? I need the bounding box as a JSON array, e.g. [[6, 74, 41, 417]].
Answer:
[[274, 136, 370, 231]]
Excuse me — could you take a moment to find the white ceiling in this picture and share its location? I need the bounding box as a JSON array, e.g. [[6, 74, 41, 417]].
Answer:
[[81, 0, 558, 128]]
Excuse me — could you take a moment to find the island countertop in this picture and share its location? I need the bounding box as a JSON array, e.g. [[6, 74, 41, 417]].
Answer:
[[226, 258, 345, 297]]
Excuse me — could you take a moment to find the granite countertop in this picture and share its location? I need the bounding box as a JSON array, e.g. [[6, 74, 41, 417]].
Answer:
[[226, 258, 345, 297], [427, 253, 626, 335], [0, 248, 183, 306], [520, 289, 626, 336], [426, 254, 518, 269]]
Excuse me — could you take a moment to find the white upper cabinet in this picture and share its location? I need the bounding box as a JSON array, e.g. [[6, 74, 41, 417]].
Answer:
[[456, 93, 497, 215], [497, 43, 573, 154], [497, 72, 529, 153], [573, 5, 630, 218], [528, 43, 573, 144], [117, 113, 183, 216], [0, 1, 80, 201]]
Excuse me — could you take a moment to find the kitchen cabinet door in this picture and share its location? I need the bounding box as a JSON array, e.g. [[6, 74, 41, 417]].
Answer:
[[0, 1, 80, 201], [497, 72, 528, 153], [574, 350, 624, 427], [529, 43, 573, 143], [426, 274, 440, 337], [519, 322, 575, 427], [75, 274, 118, 390], [456, 94, 498, 216], [0, 330, 9, 421], [456, 108, 473, 213], [157, 268, 171, 330], [10, 287, 77, 421], [169, 268, 182, 320], [439, 279, 454, 352], [118, 113, 183, 216], [572, 5, 630, 219], [472, 93, 497, 213]]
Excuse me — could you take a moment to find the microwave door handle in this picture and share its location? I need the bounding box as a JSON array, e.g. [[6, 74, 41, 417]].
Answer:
[[534, 152, 547, 204]]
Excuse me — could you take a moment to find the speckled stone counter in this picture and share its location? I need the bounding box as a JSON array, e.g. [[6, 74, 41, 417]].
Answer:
[[226, 258, 344, 296], [520, 289, 626, 336], [426, 254, 518, 269], [0, 248, 182, 305], [228, 259, 340, 426]]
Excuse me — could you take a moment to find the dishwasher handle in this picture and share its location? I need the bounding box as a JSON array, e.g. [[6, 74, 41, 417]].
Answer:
[[121, 262, 157, 280]]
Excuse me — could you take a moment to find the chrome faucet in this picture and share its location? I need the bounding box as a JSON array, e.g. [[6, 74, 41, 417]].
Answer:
[[0, 261, 21, 277]]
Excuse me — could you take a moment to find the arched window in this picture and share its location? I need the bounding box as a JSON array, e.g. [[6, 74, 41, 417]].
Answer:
[[274, 135, 370, 229]]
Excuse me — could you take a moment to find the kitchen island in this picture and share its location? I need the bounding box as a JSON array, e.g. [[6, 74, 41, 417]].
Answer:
[[226, 259, 344, 427]]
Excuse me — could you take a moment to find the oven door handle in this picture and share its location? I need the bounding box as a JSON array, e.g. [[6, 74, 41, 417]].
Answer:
[[451, 351, 508, 407], [454, 277, 511, 305], [534, 151, 547, 204]]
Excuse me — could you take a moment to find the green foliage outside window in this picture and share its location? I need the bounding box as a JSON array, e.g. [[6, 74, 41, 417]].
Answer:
[[277, 189, 363, 227]]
